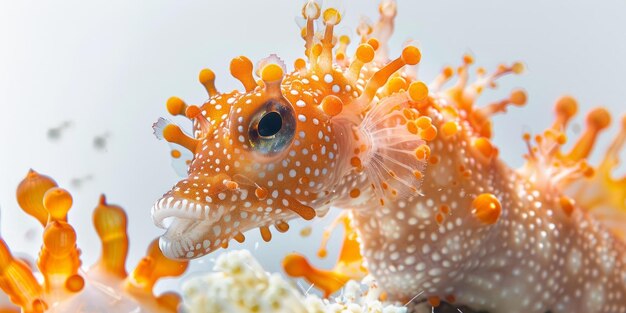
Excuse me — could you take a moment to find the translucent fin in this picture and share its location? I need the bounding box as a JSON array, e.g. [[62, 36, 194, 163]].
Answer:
[[168, 143, 193, 177], [357, 90, 430, 202], [152, 117, 170, 140]]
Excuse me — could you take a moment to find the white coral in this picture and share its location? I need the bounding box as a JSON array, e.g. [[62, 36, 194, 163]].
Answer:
[[181, 250, 407, 313]]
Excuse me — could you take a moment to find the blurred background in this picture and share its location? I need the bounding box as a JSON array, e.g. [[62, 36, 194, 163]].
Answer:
[[0, 0, 624, 294]]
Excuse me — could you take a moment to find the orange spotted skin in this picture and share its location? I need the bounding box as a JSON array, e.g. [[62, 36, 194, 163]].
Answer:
[[152, 1, 626, 312], [153, 65, 361, 257]]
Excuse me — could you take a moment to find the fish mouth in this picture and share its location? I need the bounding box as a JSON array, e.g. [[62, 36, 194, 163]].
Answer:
[[152, 194, 227, 260]]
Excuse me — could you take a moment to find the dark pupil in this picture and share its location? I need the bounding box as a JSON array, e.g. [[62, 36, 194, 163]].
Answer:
[[258, 111, 282, 137]]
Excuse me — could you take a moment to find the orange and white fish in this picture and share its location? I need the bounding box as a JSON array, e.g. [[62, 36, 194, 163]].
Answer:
[[152, 1, 626, 312]]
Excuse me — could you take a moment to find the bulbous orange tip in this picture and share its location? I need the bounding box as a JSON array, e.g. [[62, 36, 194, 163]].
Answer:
[[555, 96, 578, 118], [512, 62, 525, 74], [317, 248, 327, 258], [276, 221, 290, 233], [387, 76, 407, 93], [312, 44, 323, 56], [472, 137, 495, 160], [32, 299, 47, 313], [198, 68, 215, 83], [65, 274, 84, 292], [560, 196, 575, 216], [406, 121, 418, 135], [294, 58, 306, 70], [356, 44, 375, 62], [16, 169, 58, 226], [166, 97, 186, 116], [367, 38, 380, 51], [234, 232, 246, 243], [471, 193, 502, 225], [261, 64, 283, 82], [322, 8, 341, 24], [403, 108, 418, 120], [156, 292, 182, 312], [401, 46, 421, 65], [428, 296, 441, 307], [282, 253, 311, 277], [171, 149, 182, 158], [408, 81, 428, 102], [43, 187, 73, 221], [349, 188, 360, 198], [230, 56, 253, 74], [321, 95, 343, 117], [350, 156, 362, 168], [442, 66, 454, 78], [185, 105, 201, 119], [587, 107, 611, 130], [260, 226, 272, 242], [413, 170, 423, 180], [415, 116, 432, 129], [415, 144, 431, 161], [420, 125, 438, 141], [442, 121, 459, 137], [510, 89, 527, 106], [463, 54, 474, 65]]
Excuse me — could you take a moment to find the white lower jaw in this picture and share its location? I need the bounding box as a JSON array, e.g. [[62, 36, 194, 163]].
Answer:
[[158, 217, 217, 260], [152, 195, 226, 259]]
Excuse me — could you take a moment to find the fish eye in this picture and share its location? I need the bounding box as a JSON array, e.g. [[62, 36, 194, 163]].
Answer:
[[248, 98, 296, 155], [258, 111, 282, 137]]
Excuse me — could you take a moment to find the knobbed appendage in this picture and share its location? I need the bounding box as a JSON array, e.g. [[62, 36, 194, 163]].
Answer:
[[0, 239, 46, 313], [39, 187, 84, 294], [162, 123, 200, 153], [16, 169, 58, 226], [471, 193, 502, 225], [92, 195, 129, 278], [301, 0, 321, 61], [566, 107, 611, 161], [357, 45, 421, 111], [346, 43, 376, 83], [199, 68, 218, 97], [230, 56, 257, 92], [282, 213, 367, 298], [126, 239, 189, 295], [258, 55, 287, 97]]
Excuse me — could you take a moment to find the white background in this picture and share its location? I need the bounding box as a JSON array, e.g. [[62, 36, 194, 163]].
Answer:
[[0, 0, 625, 294]]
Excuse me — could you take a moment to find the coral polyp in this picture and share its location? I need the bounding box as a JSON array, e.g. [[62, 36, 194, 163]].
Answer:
[[0, 170, 188, 313]]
